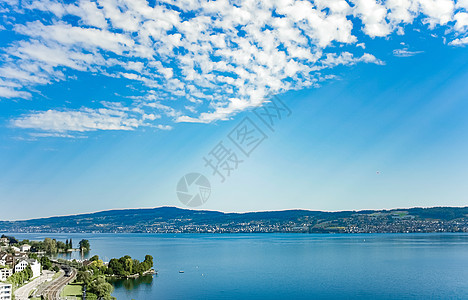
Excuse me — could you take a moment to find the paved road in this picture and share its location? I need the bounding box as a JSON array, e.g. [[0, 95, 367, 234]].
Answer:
[[14, 270, 55, 300], [43, 268, 77, 300]]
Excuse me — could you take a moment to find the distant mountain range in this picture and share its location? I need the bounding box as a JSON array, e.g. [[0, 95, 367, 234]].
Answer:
[[1, 206, 467, 234]]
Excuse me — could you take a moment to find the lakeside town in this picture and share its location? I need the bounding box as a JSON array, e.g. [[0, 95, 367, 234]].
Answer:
[[0, 235, 154, 300], [2, 206, 466, 234]]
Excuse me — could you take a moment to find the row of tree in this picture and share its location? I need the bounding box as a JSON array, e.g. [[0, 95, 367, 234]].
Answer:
[[3, 236, 90, 254], [81, 254, 153, 277], [76, 254, 154, 299], [38, 255, 58, 272], [107, 255, 153, 277], [6, 265, 33, 286]]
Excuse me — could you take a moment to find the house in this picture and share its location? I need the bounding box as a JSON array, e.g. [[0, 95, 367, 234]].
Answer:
[[0, 238, 8, 245], [0, 253, 14, 268], [19, 245, 31, 253], [0, 269, 12, 282], [13, 253, 27, 260], [0, 283, 11, 300], [9, 247, 19, 253], [14, 259, 28, 273], [14, 259, 41, 278]]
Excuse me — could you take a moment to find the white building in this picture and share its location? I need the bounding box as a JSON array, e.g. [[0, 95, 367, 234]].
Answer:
[[29, 260, 41, 278], [14, 259, 41, 278], [10, 247, 19, 253], [14, 259, 28, 273], [0, 269, 12, 282], [19, 245, 31, 253], [0, 283, 11, 300]]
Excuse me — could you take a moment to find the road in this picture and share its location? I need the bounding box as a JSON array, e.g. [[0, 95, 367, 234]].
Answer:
[[42, 267, 77, 300], [14, 270, 55, 300]]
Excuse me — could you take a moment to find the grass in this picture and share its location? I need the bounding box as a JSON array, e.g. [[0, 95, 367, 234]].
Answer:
[[60, 282, 83, 299], [51, 270, 62, 281]]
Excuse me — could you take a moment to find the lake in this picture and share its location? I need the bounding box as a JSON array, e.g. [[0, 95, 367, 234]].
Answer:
[[7, 233, 468, 299]]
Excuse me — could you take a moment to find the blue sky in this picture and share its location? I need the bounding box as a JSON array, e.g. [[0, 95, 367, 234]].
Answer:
[[1, 0, 468, 220]]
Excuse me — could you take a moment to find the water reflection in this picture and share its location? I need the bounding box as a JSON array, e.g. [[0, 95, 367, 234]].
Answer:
[[54, 250, 90, 260], [108, 275, 154, 291]]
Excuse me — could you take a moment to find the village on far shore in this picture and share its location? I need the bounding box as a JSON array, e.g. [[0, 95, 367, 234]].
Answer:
[[0, 235, 155, 300]]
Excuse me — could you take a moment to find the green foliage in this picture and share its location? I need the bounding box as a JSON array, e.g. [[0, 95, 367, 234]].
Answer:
[[105, 255, 153, 276], [77, 254, 153, 300], [64, 239, 73, 249], [40, 256, 52, 270], [43, 238, 57, 253], [77, 270, 93, 285], [79, 239, 90, 251], [88, 276, 115, 300], [25, 237, 73, 254], [6, 265, 33, 286], [1, 235, 18, 244], [90, 255, 100, 262]]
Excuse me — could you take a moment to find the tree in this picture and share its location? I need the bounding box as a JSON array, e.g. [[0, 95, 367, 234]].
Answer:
[[56, 241, 67, 251], [144, 255, 153, 269], [77, 270, 93, 285], [88, 276, 114, 300], [90, 255, 100, 262], [25, 265, 33, 279], [6, 266, 33, 286], [43, 238, 57, 254], [40, 256, 52, 270], [79, 239, 90, 252], [108, 259, 124, 276]]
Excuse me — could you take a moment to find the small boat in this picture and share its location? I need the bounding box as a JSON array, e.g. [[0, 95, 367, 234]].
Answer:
[[179, 270, 184, 273]]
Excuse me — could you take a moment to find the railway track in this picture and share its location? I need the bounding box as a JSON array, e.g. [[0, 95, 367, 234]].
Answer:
[[42, 267, 77, 300]]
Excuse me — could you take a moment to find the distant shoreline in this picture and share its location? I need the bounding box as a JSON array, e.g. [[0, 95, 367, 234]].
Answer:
[[2, 206, 467, 234]]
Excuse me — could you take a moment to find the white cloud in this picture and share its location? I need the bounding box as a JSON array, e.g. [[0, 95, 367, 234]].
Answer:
[[14, 21, 135, 55], [0, 86, 31, 98], [156, 124, 173, 130], [454, 11, 468, 31], [12, 108, 142, 132], [1, 0, 467, 133], [418, 0, 455, 27], [352, 0, 392, 37], [386, 0, 418, 24], [392, 48, 424, 56], [356, 42, 366, 48], [449, 36, 468, 45]]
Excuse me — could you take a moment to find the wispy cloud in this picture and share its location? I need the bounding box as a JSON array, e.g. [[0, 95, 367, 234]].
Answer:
[[12, 108, 141, 133], [392, 48, 424, 57], [11, 104, 172, 135], [1, 0, 468, 134]]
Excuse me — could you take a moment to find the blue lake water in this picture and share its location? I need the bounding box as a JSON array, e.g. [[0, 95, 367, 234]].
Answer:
[[7, 233, 468, 299]]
